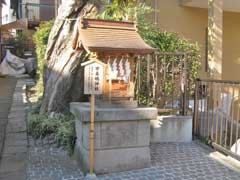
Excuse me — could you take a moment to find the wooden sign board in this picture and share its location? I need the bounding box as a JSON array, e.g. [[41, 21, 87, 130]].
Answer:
[[82, 61, 104, 95]]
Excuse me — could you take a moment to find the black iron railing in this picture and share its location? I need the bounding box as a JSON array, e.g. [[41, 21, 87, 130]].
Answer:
[[136, 52, 194, 115]]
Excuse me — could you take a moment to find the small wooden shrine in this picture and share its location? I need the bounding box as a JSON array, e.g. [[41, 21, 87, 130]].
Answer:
[[73, 18, 154, 103], [71, 18, 157, 174]]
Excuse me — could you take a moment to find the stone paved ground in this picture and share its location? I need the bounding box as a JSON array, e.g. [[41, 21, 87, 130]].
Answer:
[[27, 141, 240, 180], [0, 78, 28, 180], [0, 77, 16, 155]]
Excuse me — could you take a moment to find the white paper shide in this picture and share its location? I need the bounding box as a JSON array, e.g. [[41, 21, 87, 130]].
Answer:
[[107, 57, 131, 83]]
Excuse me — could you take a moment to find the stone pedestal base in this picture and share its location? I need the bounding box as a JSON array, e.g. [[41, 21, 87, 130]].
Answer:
[[70, 102, 157, 174], [150, 116, 192, 143]]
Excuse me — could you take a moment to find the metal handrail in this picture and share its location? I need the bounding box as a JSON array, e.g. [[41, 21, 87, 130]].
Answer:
[[20, 3, 55, 8], [193, 78, 240, 160], [196, 78, 240, 85], [155, 51, 194, 56]]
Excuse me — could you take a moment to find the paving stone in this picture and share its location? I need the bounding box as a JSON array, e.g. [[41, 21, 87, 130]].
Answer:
[[0, 77, 28, 180], [0, 154, 27, 174], [4, 132, 27, 143], [0, 170, 26, 180], [6, 121, 27, 133], [3, 145, 28, 155], [26, 141, 240, 180]]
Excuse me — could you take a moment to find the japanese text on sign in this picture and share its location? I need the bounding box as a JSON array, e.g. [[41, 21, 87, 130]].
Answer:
[[84, 62, 104, 95]]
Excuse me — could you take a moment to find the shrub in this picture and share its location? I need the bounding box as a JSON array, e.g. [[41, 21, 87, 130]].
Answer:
[[28, 114, 76, 155], [33, 20, 54, 98], [5, 31, 29, 57], [55, 119, 76, 155]]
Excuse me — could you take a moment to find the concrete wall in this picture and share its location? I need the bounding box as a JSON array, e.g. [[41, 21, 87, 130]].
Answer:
[[150, 116, 192, 143], [145, 0, 240, 81], [145, 0, 208, 77]]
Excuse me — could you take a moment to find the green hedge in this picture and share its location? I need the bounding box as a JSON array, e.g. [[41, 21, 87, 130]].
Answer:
[[33, 20, 54, 98]]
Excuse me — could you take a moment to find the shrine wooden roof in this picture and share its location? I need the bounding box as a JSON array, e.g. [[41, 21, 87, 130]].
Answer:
[[73, 18, 155, 54]]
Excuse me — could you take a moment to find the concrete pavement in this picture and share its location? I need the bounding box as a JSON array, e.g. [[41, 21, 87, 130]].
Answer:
[[0, 77, 28, 180], [0, 77, 16, 157]]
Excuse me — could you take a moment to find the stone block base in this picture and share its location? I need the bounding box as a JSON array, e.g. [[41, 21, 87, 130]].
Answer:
[[150, 116, 192, 143], [70, 102, 157, 174]]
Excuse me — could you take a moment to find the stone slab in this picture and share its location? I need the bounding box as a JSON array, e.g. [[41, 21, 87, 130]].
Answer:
[[76, 120, 150, 150], [3, 145, 28, 155], [0, 171, 26, 180], [150, 115, 192, 143], [71, 102, 157, 175], [75, 143, 150, 174], [6, 121, 27, 133], [0, 153, 27, 173], [0, 77, 27, 180], [70, 102, 157, 122]]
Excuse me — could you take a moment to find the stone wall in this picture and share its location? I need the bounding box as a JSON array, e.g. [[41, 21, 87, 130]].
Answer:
[[71, 102, 158, 174]]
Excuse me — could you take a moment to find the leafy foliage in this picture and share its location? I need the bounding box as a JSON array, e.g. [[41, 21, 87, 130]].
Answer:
[[99, 1, 201, 108], [100, 0, 138, 21], [33, 20, 54, 98], [88, 0, 151, 21], [28, 114, 76, 155], [138, 17, 201, 93], [5, 32, 29, 58]]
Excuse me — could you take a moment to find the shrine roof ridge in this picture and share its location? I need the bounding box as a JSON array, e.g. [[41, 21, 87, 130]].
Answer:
[[73, 18, 155, 54]]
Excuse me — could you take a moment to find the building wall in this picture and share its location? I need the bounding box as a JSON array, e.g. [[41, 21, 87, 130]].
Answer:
[[40, 0, 55, 21], [20, 0, 55, 21], [21, 0, 40, 20], [145, 0, 240, 81], [223, 12, 240, 81], [2, 0, 15, 24], [145, 0, 208, 77]]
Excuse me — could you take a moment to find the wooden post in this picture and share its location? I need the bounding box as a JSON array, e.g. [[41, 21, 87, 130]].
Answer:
[[81, 59, 104, 177], [137, 56, 141, 103], [155, 54, 158, 101], [147, 54, 150, 103], [0, 3, 2, 62], [109, 77, 112, 103], [89, 94, 95, 174], [193, 79, 199, 140]]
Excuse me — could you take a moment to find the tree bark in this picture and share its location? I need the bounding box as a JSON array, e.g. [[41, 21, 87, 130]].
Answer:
[[40, 0, 97, 114]]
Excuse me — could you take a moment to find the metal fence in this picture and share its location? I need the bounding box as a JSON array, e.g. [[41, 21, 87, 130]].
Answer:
[[136, 52, 195, 115], [1, 41, 35, 58], [193, 78, 240, 160]]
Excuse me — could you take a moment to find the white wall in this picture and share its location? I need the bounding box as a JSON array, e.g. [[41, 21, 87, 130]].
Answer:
[[2, 0, 15, 24]]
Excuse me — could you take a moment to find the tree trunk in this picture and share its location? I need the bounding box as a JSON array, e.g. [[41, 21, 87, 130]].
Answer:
[[40, 0, 97, 114]]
